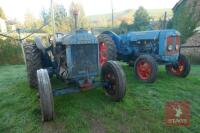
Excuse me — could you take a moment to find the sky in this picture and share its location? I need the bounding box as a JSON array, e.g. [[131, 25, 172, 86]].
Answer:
[[0, 0, 179, 22]]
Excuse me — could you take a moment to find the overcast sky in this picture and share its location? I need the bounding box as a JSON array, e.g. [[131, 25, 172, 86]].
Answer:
[[0, 0, 179, 22]]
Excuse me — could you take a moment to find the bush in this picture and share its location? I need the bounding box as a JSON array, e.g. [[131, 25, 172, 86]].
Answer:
[[0, 39, 24, 65], [172, 0, 200, 43]]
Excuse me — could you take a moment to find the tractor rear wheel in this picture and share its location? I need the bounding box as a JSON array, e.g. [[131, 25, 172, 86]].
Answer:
[[101, 61, 126, 101], [37, 69, 54, 121], [25, 44, 42, 88], [134, 55, 158, 83], [98, 34, 117, 66], [166, 54, 190, 77]]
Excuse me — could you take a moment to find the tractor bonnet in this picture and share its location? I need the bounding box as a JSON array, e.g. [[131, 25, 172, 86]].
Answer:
[[126, 29, 180, 42], [62, 29, 98, 45], [126, 30, 160, 41], [62, 29, 99, 80]]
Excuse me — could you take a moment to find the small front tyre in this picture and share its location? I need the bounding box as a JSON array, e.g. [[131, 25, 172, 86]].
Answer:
[[37, 69, 54, 121], [134, 55, 158, 83], [101, 61, 126, 101], [166, 54, 190, 77]]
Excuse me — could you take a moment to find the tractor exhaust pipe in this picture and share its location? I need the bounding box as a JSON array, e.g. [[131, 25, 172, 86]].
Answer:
[[73, 10, 79, 30]]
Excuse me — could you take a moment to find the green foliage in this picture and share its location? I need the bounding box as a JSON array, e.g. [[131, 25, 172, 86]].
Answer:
[[40, 2, 90, 33], [116, 6, 151, 32], [132, 6, 150, 31], [0, 7, 6, 19], [24, 12, 42, 30], [119, 20, 129, 33], [0, 39, 24, 65], [41, 4, 71, 33], [166, 18, 173, 29], [54, 4, 67, 23], [53, 4, 71, 32], [171, 0, 200, 43]]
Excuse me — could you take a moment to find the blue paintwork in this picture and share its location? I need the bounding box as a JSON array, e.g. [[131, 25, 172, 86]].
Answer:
[[41, 29, 99, 81], [102, 29, 180, 64], [63, 29, 99, 80], [62, 29, 98, 45]]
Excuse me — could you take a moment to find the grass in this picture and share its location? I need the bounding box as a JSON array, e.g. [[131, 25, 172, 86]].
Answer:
[[0, 64, 200, 133]]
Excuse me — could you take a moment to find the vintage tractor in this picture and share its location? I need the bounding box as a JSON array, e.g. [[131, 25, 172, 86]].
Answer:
[[98, 29, 190, 83], [24, 29, 126, 121]]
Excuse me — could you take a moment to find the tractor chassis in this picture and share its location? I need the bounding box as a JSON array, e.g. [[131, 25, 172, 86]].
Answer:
[[52, 81, 107, 96]]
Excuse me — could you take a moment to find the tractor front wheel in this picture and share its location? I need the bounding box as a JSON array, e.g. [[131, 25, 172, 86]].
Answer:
[[37, 69, 54, 121], [166, 54, 190, 77], [134, 55, 158, 83], [101, 61, 126, 101]]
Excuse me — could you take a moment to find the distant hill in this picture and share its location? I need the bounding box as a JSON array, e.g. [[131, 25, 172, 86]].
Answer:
[[87, 9, 172, 27]]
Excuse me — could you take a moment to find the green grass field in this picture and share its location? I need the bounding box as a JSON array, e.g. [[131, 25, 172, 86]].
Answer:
[[0, 64, 200, 133]]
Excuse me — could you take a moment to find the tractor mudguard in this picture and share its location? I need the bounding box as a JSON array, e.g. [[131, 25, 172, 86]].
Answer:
[[35, 36, 52, 53], [101, 31, 121, 49], [34, 36, 53, 68], [34, 37, 46, 53]]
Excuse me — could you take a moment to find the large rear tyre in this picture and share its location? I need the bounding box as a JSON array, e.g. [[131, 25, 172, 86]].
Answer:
[[98, 34, 117, 66], [134, 55, 158, 83], [166, 54, 190, 77], [37, 69, 54, 121], [25, 44, 42, 88], [101, 61, 126, 101]]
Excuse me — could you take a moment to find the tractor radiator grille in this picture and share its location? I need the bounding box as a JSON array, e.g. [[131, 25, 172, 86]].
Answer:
[[67, 44, 99, 79]]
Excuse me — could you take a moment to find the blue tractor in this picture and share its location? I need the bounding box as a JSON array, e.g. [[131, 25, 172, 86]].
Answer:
[[24, 29, 126, 121], [98, 29, 190, 83]]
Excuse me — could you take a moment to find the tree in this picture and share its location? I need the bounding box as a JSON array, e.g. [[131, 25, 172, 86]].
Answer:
[[0, 7, 6, 19], [171, 0, 198, 43], [133, 6, 150, 31], [24, 12, 42, 29], [41, 4, 70, 32], [41, 8, 49, 25], [119, 20, 129, 33], [54, 4, 70, 32]]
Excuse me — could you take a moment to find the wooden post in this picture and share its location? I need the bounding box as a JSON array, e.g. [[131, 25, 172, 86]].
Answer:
[[163, 12, 167, 29], [111, 0, 114, 28], [17, 28, 26, 65]]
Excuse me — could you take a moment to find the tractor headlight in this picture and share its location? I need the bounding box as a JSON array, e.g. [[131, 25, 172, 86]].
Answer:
[[167, 45, 173, 51]]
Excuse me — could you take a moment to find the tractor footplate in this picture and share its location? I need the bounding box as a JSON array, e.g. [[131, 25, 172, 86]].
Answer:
[[53, 87, 81, 96]]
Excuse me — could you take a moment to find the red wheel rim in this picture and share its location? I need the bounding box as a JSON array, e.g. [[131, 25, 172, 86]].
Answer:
[[168, 59, 185, 75], [99, 42, 108, 66], [136, 60, 152, 80]]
